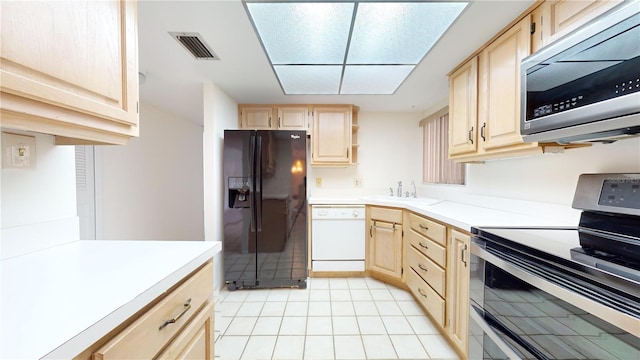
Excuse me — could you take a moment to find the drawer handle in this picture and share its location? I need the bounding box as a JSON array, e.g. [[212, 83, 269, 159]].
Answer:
[[418, 242, 429, 250], [419, 224, 429, 231], [418, 288, 428, 298], [159, 298, 192, 330], [418, 264, 428, 272]]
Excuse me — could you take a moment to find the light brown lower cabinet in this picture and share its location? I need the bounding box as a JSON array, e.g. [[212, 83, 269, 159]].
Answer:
[[367, 206, 404, 281], [447, 229, 471, 357], [403, 210, 471, 359], [406, 267, 446, 327], [79, 261, 214, 360], [157, 302, 214, 360]]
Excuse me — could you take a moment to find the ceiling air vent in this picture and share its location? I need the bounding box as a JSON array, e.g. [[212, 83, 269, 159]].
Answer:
[[169, 32, 220, 60]]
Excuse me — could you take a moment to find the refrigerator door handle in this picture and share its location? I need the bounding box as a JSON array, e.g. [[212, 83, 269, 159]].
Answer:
[[255, 135, 263, 232], [249, 134, 257, 232]]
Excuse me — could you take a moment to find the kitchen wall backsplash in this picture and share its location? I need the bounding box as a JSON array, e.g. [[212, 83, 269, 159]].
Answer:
[[308, 111, 423, 198], [1, 133, 78, 259]]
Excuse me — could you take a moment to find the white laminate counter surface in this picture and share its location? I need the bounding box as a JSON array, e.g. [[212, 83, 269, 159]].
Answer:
[[1, 240, 221, 360], [310, 196, 576, 230], [403, 201, 566, 230]]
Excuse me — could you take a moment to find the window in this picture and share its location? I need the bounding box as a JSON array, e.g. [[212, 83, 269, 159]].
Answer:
[[421, 107, 465, 185]]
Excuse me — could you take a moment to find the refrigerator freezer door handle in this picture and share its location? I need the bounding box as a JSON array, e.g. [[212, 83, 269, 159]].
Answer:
[[249, 134, 256, 232], [256, 135, 263, 232]]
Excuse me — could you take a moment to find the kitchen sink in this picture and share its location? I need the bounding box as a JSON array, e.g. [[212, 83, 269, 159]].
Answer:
[[362, 195, 442, 206]]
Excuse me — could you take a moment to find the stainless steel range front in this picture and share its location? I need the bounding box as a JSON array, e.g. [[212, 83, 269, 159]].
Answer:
[[469, 173, 640, 359]]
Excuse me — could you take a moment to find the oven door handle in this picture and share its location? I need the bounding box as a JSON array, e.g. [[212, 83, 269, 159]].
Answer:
[[469, 305, 526, 360]]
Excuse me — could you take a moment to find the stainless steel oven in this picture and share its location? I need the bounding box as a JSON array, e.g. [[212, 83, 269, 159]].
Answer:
[[469, 174, 640, 359]]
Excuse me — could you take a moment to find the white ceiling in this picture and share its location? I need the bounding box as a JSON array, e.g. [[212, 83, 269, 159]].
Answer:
[[137, 0, 535, 125]]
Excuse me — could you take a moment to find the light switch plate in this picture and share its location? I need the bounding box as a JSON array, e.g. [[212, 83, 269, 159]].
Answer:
[[2, 132, 36, 169]]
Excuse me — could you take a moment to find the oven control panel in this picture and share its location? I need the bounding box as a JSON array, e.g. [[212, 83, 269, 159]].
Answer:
[[598, 178, 640, 209], [572, 173, 640, 216]]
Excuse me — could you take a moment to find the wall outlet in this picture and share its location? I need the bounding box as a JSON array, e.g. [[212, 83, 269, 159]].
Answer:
[[354, 177, 363, 188], [315, 177, 322, 187], [2, 132, 36, 169]]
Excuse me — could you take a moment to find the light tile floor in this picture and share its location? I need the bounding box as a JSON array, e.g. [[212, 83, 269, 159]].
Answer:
[[214, 277, 460, 360]]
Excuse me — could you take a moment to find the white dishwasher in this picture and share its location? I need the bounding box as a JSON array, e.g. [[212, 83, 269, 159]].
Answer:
[[311, 205, 366, 272]]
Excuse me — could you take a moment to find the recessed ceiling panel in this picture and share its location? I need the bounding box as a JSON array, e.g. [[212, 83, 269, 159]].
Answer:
[[246, 2, 354, 64], [341, 65, 414, 94], [245, 1, 467, 95], [347, 2, 467, 64], [274, 65, 342, 94]]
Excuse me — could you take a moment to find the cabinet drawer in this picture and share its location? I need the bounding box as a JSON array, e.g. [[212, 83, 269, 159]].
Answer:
[[407, 246, 446, 297], [407, 268, 445, 327], [408, 213, 445, 246], [157, 302, 214, 360], [407, 228, 446, 267], [370, 206, 403, 223], [93, 262, 213, 360]]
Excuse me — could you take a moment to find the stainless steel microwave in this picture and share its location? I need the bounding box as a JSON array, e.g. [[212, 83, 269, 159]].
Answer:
[[521, 1, 640, 144]]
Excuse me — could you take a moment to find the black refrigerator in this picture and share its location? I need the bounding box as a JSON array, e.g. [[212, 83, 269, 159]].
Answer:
[[223, 130, 307, 290]]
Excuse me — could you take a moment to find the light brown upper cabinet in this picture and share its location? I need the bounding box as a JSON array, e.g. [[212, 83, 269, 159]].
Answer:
[[311, 105, 353, 165], [477, 17, 538, 152], [536, 0, 622, 49], [449, 17, 538, 161], [0, 1, 139, 145], [239, 105, 310, 131], [449, 57, 479, 156], [277, 106, 309, 131], [239, 106, 274, 129]]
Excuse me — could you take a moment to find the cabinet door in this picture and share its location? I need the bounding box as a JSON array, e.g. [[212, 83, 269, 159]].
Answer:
[[240, 106, 274, 129], [157, 302, 214, 360], [447, 230, 470, 357], [478, 17, 534, 150], [0, 1, 139, 144], [277, 106, 309, 130], [540, 0, 622, 46], [448, 57, 478, 156], [369, 220, 403, 279], [311, 106, 352, 164]]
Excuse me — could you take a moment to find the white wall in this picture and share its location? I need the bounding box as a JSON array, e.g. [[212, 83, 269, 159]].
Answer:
[[203, 82, 238, 291], [96, 102, 204, 240], [1, 133, 78, 259], [309, 109, 639, 224], [419, 137, 640, 207], [309, 111, 423, 198]]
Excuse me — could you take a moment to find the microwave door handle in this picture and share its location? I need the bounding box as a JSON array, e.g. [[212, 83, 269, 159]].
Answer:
[[470, 305, 526, 360]]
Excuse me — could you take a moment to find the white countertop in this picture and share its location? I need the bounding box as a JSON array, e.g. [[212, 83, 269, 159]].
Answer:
[[1, 240, 221, 360], [309, 195, 577, 230]]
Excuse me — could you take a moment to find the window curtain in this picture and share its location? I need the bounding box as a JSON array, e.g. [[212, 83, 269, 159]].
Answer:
[[421, 108, 465, 185]]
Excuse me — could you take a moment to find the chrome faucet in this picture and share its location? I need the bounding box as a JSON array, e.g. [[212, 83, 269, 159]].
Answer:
[[389, 187, 393, 196], [411, 181, 417, 198], [397, 181, 402, 197]]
